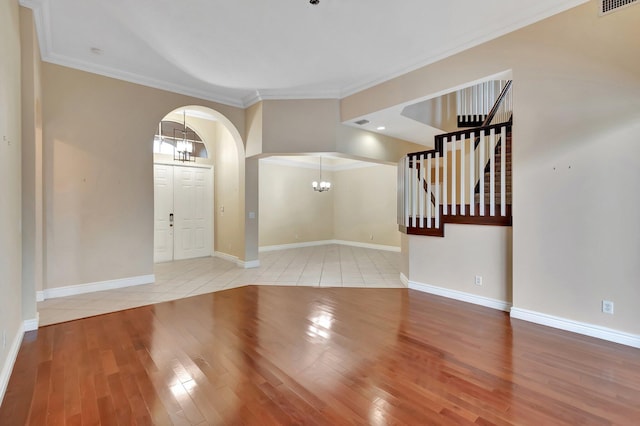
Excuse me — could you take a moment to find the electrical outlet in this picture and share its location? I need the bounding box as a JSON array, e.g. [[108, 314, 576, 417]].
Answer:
[[602, 300, 614, 315], [369, 234, 374, 240], [475, 275, 483, 286]]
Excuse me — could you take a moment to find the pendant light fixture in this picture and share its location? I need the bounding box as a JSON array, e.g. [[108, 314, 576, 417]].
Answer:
[[174, 110, 195, 162], [312, 157, 331, 192]]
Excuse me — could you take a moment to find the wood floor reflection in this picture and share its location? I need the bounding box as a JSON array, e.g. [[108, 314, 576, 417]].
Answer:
[[1, 286, 639, 425]]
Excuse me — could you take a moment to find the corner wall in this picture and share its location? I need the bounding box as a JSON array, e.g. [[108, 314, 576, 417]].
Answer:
[[0, 0, 24, 402], [259, 159, 399, 249], [20, 6, 42, 324], [41, 63, 245, 291]]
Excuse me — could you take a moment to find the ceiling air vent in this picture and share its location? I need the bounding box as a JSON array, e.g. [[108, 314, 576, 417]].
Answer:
[[600, 0, 638, 16], [354, 119, 370, 126]]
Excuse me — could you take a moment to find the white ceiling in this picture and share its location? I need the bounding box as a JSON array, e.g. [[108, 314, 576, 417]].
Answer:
[[22, 0, 587, 109]]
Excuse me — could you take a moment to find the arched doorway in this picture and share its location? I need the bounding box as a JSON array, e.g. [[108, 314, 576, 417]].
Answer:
[[152, 105, 247, 264]]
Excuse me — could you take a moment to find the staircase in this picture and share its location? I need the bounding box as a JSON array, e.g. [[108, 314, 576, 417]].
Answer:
[[475, 130, 511, 205], [398, 80, 513, 237]]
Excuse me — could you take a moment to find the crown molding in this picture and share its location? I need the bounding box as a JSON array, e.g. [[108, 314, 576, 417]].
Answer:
[[43, 52, 247, 108], [20, 0, 247, 108], [21, 0, 588, 108], [339, 0, 589, 98]]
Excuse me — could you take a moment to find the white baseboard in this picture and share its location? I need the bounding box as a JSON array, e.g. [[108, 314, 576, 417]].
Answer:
[[39, 274, 155, 300], [400, 272, 409, 287], [36, 291, 44, 302], [214, 252, 260, 268], [240, 260, 260, 269], [259, 240, 334, 252], [408, 280, 512, 312], [510, 307, 640, 349], [333, 240, 401, 252], [214, 251, 239, 263], [0, 325, 25, 406], [23, 314, 39, 332], [259, 239, 400, 253]]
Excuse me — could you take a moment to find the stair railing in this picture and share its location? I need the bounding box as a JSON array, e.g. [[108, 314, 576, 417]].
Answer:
[[398, 80, 513, 233]]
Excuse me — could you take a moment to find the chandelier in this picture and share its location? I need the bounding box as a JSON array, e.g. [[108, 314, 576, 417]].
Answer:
[[312, 157, 331, 192], [174, 110, 196, 162]]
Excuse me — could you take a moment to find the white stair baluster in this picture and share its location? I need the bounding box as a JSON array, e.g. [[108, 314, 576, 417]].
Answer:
[[469, 131, 475, 216], [404, 157, 412, 227], [419, 154, 424, 228], [460, 136, 466, 215], [411, 156, 420, 227], [490, 128, 496, 217], [427, 153, 432, 228], [479, 130, 485, 216], [443, 138, 448, 215], [501, 126, 507, 216], [435, 153, 440, 229], [451, 136, 457, 215]]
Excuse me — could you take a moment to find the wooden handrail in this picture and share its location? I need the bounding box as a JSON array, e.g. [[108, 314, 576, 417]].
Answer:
[[407, 80, 513, 159], [481, 80, 512, 127], [408, 119, 512, 159], [404, 81, 513, 215]]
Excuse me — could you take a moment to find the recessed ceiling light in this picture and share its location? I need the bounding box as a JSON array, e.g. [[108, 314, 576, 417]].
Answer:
[[377, 126, 386, 130], [90, 47, 103, 55]]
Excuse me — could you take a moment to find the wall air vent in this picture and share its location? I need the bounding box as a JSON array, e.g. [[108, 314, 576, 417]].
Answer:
[[600, 0, 638, 16], [354, 119, 370, 126]]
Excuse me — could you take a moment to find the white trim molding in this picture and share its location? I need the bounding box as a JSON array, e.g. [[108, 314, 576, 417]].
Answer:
[[240, 260, 260, 269], [214, 252, 260, 268], [333, 240, 401, 253], [259, 240, 335, 253], [408, 280, 512, 312], [259, 240, 400, 253], [400, 273, 409, 287], [23, 314, 40, 332], [38, 274, 155, 300], [0, 325, 25, 406], [510, 308, 640, 349]]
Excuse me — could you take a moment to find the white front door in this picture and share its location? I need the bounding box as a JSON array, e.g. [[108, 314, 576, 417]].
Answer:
[[173, 167, 212, 260], [154, 164, 174, 263], [154, 164, 213, 263]]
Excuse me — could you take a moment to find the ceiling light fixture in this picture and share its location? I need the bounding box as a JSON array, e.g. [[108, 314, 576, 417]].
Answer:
[[174, 110, 196, 162], [377, 126, 386, 130], [312, 157, 331, 192]]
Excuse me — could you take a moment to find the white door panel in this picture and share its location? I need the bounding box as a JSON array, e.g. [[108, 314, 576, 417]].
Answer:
[[174, 167, 213, 260], [154, 164, 213, 263], [154, 165, 174, 263]]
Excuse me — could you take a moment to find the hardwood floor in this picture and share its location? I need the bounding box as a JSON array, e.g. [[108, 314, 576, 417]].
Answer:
[[1, 286, 639, 425]]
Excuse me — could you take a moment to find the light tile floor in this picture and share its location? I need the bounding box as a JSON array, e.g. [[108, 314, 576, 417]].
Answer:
[[37, 244, 404, 326]]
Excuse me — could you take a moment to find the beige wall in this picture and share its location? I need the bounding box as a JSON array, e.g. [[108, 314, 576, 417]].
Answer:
[[245, 102, 263, 157], [259, 161, 334, 246], [333, 164, 400, 246], [335, 124, 423, 164], [20, 7, 42, 322], [409, 226, 513, 304], [262, 99, 340, 154], [257, 99, 425, 163], [259, 159, 399, 248], [41, 63, 246, 289], [215, 123, 245, 259], [343, 1, 640, 334], [0, 0, 23, 385]]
